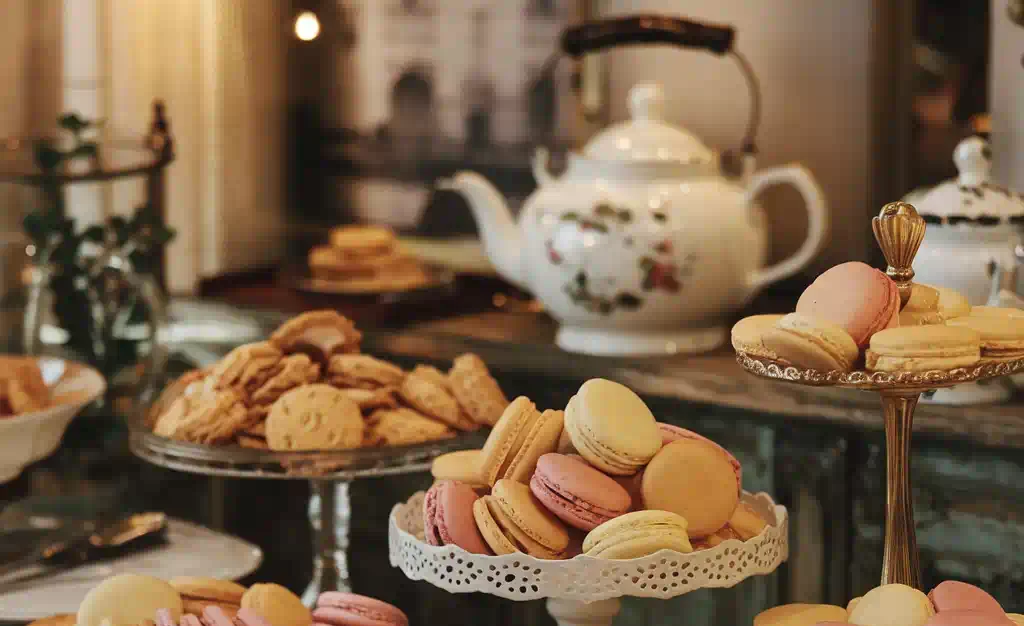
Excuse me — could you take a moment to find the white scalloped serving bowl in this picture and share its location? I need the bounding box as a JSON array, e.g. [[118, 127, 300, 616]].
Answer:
[[0, 357, 106, 483], [389, 490, 788, 602]]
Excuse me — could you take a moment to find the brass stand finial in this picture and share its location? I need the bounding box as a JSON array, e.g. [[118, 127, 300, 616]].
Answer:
[[872, 202, 926, 307]]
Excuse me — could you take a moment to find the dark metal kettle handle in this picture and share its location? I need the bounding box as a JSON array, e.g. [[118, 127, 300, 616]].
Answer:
[[561, 15, 735, 57], [551, 14, 760, 157]]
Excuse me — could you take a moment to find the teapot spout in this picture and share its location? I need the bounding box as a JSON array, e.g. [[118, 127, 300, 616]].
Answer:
[[437, 171, 525, 288]]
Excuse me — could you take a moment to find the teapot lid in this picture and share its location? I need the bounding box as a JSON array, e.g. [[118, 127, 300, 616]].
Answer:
[[914, 136, 1024, 225], [580, 82, 714, 166]]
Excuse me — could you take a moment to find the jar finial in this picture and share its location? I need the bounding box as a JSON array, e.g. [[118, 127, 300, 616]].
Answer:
[[953, 136, 991, 187]]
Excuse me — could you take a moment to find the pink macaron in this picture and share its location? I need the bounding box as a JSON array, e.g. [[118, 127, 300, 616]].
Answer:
[[234, 609, 274, 626], [796, 261, 900, 348], [529, 453, 631, 531], [929, 581, 1005, 615], [200, 607, 236, 626], [658, 423, 742, 487], [315, 592, 409, 626], [423, 479, 491, 554], [924, 610, 1015, 626], [156, 609, 178, 626], [181, 615, 203, 626]]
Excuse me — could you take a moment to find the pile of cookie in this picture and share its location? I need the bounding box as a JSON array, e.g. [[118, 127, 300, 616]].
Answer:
[[61, 573, 409, 626], [423, 378, 769, 561], [732, 261, 1024, 374], [0, 356, 50, 417], [307, 225, 431, 293], [148, 310, 509, 450]]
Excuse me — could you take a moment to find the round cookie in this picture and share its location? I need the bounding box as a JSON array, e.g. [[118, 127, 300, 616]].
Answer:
[[398, 372, 477, 431], [328, 225, 396, 257], [240, 584, 311, 626], [448, 353, 509, 426], [327, 354, 406, 389], [266, 384, 363, 451], [849, 583, 934, 626], [762, 313, 859, 372], [642, 438, 740, 537], [563, 379, 661, 476]]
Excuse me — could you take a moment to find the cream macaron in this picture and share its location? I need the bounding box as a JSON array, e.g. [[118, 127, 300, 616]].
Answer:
[[935, 286, 971, 320], [563, 379, 661, 476], [899, 283, 943, 326], [583, 510, 692, 559], [848, 583, 935, 626], [866, 325, 981, 372], [762, 313, 859, 372], [947, 315, 1024, 361], [77, 574, 183, 626], [731, 314, 786, 361]]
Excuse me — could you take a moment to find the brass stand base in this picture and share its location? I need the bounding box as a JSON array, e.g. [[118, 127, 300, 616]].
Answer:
[[879, 392, 921, 589]]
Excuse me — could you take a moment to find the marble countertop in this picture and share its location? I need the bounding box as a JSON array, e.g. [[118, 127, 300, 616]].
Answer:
[[370, 311, 1024, 450]]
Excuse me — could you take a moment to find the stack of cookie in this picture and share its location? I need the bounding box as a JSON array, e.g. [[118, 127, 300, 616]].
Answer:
[[149, 310, 509, 450], [423, 378, 770, 561], [307, 225, 430, 292], [0, 357, 50, 417]]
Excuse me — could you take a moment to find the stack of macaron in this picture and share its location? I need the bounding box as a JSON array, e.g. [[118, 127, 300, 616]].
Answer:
[[423, 378, 769, 561], [732, 260, 1024, 374], [754, 580, 1024, 626], [64, 574, 406, 626]]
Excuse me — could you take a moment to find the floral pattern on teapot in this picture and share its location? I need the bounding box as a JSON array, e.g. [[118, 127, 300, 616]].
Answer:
[[543, 201, 696, 315]]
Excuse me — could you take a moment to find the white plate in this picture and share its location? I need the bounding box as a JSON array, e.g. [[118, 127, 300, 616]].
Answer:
[[0, 519, 263, 621]]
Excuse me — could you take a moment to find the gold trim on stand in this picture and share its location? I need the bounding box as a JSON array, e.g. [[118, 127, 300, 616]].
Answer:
[[735, 201, 1020, 589]]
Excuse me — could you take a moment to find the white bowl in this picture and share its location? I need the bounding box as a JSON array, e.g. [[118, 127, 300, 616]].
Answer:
[[0, 357, 106, 483]]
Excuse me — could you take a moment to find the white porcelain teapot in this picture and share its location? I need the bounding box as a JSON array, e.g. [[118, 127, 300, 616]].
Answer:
[[441, 16, 828, 356]]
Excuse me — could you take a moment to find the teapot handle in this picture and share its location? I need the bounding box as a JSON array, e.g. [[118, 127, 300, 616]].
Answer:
[[745, 164, 829, 291], [553, 15, 760, 156], [561, 15, 735, 57]]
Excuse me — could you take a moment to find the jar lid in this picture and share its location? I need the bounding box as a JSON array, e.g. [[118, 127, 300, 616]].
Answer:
[[580, 82, 714, 166], [914, 137, 1024, 225]]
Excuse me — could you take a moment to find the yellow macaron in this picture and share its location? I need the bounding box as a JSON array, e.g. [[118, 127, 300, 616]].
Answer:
[[847, 583, 934, 626], [762, 313, 859, 372], [866, 325, 981, 372], [731, 314, 786, 361], [947, 314, 1024, 360], [77, 574, 182, 626], [935, 286, 971, 320], [431, 449, 487, 488], [563, 379, 661, 476], [899, 283, 943, 326], [477, 398, 563, 485], [240, 583, 311, 626], [473, 479, 570, 559], [583, 510, 692, 559], [753, 604, 848, 626]]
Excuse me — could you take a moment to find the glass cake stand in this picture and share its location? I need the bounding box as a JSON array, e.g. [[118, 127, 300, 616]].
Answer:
[[736, 201, 1024, 590], [129, 413, 485, 605], [389, 490, 789, 626]]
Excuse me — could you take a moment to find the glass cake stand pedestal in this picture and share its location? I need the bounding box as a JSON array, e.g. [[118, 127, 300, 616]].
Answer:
[[736, 202, 1024, 590], [389, 490, 789, 626], [129, 418, 485, 605]]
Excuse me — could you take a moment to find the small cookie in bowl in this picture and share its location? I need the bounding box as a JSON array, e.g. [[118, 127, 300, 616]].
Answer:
[[399, 372, 478, 432], [327, 354, 405, 389], [265, 384, 363, 451], [366, 407, 456, 446], [270, 310, 362, 362], [448, 354, 508, 426]]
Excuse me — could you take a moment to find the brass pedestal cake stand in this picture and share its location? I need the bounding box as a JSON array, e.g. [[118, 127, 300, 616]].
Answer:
[[737, 202, 1024, 590]]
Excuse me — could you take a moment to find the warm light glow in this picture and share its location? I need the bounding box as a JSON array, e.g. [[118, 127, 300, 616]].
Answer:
[[294, 11, 320, 41]]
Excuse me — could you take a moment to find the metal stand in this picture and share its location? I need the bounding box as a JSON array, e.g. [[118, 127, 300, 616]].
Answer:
[[304, 480, 352, 605], [879, 392, 920, 588], [546, 598, 622, 626]]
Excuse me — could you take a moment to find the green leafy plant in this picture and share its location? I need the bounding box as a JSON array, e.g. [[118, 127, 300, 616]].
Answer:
[[22, 113, 174, 373]]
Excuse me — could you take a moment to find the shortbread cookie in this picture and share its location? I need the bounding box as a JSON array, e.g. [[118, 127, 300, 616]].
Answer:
[[337, 387, 399, 412], [270, 310, 362, 360], [448, 353, 508, 426], [243, 421, 267, 437], [398, 373, 478, 431], [366, 407, 456, 446], [266, 384, 363, 451], [211, 342, 283, 393], [410, 364, 449, 389], [154, 388, 249, 444], [327, 354, 405, 389], [147, 368, 209, 427], [248, 353, 321, 415], [328, 225, 396, 257]]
